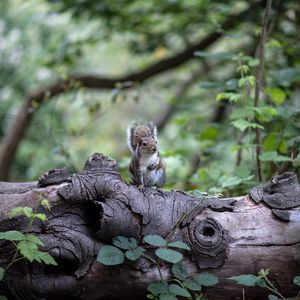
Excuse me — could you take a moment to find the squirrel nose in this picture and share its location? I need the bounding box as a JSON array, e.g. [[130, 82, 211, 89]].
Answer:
[[152, 146, 156, 152]]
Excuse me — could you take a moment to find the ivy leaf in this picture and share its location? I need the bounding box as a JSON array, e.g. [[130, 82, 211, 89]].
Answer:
[[147, 281, 169, 296], [125, 247, 144, 261], [35, 251, 58, 265], [293, 276, 300, 287], [25, 234, 44, 246], [231, 119, 264, 132], [17, 240, 39, 262], [169, 284, 191, 297], [183, 278, 202, 291], [167, 241, 190, 251], [259, 151, 292, 162], [113, 236, 137, 250], [96, 245, 125, 266], [0, 231, 26, 241], [229, 274, 258, 286], [155, 248, 183, 264], [0, 267, 5, 281], [143, 235, 166, 247], [193, 273, 219, 286], [172, 262, 188, 281]]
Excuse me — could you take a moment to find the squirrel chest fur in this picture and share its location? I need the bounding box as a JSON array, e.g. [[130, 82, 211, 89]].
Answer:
[[127, 122, 166, 188]]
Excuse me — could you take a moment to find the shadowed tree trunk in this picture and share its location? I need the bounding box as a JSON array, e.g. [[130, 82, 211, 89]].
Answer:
[[0, 153, 300, 300]]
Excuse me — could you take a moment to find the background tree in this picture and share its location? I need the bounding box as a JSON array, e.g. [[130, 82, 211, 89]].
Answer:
[[0, 0, 299, 195]]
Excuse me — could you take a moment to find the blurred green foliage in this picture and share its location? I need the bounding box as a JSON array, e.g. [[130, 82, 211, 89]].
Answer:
[[0, 0, 299, 196]]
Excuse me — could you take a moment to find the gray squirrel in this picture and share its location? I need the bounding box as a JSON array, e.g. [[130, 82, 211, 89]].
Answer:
[[127, 122, 166, 188]]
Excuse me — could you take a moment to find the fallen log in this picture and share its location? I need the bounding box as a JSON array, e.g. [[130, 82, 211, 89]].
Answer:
[[0, 153, 300, 300]]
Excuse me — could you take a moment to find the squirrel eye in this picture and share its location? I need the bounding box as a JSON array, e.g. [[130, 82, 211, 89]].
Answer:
[[142, 142, 147, 146]]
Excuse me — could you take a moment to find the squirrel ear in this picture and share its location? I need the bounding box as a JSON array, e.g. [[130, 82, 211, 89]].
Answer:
[[148, 122, 157, 141]]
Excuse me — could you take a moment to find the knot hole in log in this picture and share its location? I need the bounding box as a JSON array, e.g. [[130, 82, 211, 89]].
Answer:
[[184, 217, 228, 269]]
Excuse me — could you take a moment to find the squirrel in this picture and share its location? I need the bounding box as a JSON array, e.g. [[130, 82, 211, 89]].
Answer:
[[127, 121, 166, 188]]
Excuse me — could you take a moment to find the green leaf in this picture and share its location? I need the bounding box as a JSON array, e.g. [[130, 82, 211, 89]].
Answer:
[[263, 132, 278, 151], [293, 275, 300, 286], [238, 78, 246, 88], [265, 87, 286, 106], [221, 176, 242, 188], [245, 75, 256, 87], [25, 234, 44, 246], [96, 245, 125, 266], [259, 151, 292, 162], [194, 51, 235, 60], [113, 236, 137, 250], [236, 64, 250, 74], [268, 295, 280, 300], [0, 267, 5, 281], [169, 284, 191, 297], [183, 278, 202, 291], [143, 235, 166, 247], [254, 106, 278, 122], [193, 273, 219, 286], [17, 240, 38, 262], [231, 119, 264, 132], [40, 198, 51, 210], [256, 278, 267, 288], [172, 262, 188, 281], [159, 294, 177, 300], [273, 67, 300, 87], [198, 81, 225, 89], [125, 247, 144, 261], [32, 213, 47, 222], [10, 207, 33, 219], [248, 58, 260, 67], [35, 251, 58, 265], [23, 207, 33, 218], [0, 296, 8, 300], [0, 231, 26, 241], [167, 241, 190, 251], [229, 274, 258, 287], [155, 248, 183, 264], [216, 92, 241, 103], [147, 281, 169, 296], [230, 107, 254, 120], [9, 207, 25, 218]]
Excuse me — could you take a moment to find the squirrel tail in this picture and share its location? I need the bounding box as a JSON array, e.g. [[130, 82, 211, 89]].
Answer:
[[127, 121, 139, 153], [127, 121, 157, 153]]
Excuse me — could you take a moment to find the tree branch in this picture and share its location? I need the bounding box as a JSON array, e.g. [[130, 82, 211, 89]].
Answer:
[[0, 3, 263, 180]]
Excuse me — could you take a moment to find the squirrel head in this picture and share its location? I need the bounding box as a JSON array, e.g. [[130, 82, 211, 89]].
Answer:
[[136, 136, 157, 155]]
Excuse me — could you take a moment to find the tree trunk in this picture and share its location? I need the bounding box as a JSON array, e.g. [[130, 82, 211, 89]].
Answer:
[[0, 153, 300, 300]]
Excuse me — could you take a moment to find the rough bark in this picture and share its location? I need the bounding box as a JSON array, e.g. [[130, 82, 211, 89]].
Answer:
[[0, 153, 300, 300], [0, 1, 265, 181]]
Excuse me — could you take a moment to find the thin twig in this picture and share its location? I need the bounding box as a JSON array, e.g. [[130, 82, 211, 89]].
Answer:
[[254, 0, 273, 182]]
